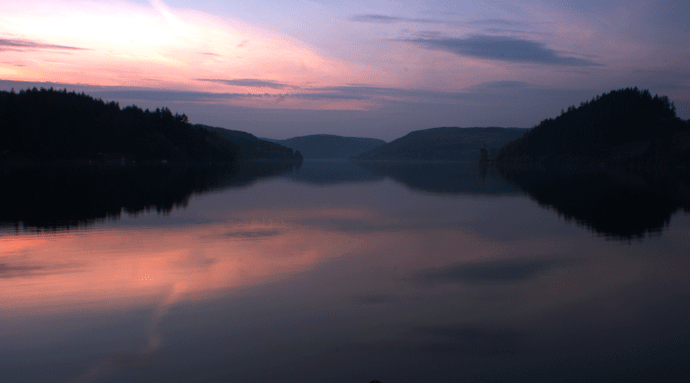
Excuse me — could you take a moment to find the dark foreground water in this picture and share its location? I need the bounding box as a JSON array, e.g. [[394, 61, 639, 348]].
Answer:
[[1, 161, 689, 382]]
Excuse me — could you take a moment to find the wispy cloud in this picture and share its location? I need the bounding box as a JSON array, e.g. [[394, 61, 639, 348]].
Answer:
[[473, 80, 532, 89], [310, 85, 468, 101], [0, 260, 79, 279], [362, 323, 524, 357], [400, 34, 602, 66], [408, 324, 522, 355], [223, 229, 281, 239], [350, 14, 441, 24], [0, 80, 369, 103], [466, 19, 530, 27], [417, 258, 562, 284], [0, 38, 84, 52], [197, 78, 293, 89], [351, 293, 397, 304], [90, 89, 258, 102], [350, 15, 535, 29], [288, 92, 367, 101]]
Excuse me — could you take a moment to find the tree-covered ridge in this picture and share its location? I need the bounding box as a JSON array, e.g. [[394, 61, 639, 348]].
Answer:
[[200, 125, 303, 161], [268, 134, 387, 159], [354, 127, 527, 161], [497, 87, 690, 164], [0, 87, 239, 162]]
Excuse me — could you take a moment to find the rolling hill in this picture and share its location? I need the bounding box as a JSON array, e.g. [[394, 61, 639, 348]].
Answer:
[[0, 87, 302, 164], [496, 87, 690, 165], [266, 134, 386, 159], [0, 88, 240, 162], [199, 125, 303, 161], [353, 127, 527, 161]]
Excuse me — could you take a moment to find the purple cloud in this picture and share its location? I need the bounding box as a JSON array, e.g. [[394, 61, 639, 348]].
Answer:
[[197, 78, 292, 89], [0, 38, 84, 51], [401, 34, 602, 66]]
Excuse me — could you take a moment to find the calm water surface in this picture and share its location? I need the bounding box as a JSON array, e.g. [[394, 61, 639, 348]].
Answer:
[[1, 162, 689, 382]]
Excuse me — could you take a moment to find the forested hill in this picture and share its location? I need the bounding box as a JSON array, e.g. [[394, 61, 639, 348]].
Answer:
[[497, 87, 690, 165], [354, 127, 527, 161], [267, 134, 386, 159], [0, 87, 241, 162], [199, 125, 303, 161]]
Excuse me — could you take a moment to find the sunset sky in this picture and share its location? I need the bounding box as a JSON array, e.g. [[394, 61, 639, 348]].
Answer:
[[1, 0, 688, 140]]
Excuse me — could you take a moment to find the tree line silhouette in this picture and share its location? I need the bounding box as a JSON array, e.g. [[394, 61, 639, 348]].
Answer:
[[497, 87, 690, 165], [0, 87, 240, 162]]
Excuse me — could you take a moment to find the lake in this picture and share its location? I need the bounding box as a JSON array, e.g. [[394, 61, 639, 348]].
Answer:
[[1, 161, 689, 382]]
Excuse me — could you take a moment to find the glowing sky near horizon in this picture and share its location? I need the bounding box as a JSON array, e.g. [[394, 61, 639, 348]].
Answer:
[[1, 0, 688, 139]]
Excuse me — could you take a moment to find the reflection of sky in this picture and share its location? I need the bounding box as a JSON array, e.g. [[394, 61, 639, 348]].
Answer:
[[2, 176, 690, 381], [0, 0, 688, 139]]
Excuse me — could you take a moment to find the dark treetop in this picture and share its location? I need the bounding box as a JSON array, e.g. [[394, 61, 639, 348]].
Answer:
[[0, 87, 242, 162], [0, 87, 301, 163], [496, 87, 690, 165], [200, 125, 303, 161]]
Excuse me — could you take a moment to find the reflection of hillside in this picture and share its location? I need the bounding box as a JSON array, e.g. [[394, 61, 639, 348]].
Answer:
[[0, 161, 296, 230], [354, 161, 520, 195], [497, 165, 690, 239], [283, 160, 383, 185]]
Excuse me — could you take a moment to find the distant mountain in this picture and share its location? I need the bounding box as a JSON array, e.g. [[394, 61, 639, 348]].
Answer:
[[496, 87, 690, 165], [199, 125, 303, 161], [266, 134, 386, 159], [354, 127, 527, 161]]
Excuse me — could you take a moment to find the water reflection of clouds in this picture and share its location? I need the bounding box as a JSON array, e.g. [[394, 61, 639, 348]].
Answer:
[[406, 324, 523, 356], [0, 212, 370, 312], [1, 213, 367, 381], [350, 293, 397, 305], [418, 258, 565, 285], [0, 260, 81, 279], [3, 175, 690, 382], [72, 283, 185, 383], [223, 229, 281, 239]]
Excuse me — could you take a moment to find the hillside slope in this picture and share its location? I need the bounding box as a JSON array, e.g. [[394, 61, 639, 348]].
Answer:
[[354, 127, 527, 161], [267, 134, 386, 159], [496, 87, 690, 165], [0, 88, 239, 162], [199, 125, 302, 161]]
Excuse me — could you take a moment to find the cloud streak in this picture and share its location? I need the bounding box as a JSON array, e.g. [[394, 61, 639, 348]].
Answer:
[[401, 35, 602, 66], [197, 78, 293, 89], [0, 38, 84, 52], [223, 229, 281, 239], [466, 19, 530, 27], [417, 258, 562, 284], [0, 79, 497, 106], [350, 14, 441, 24], [0, 261, 79, 279]]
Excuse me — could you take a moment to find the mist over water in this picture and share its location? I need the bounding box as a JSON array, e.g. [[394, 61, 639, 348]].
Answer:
[[1, 161, 689, 382]]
